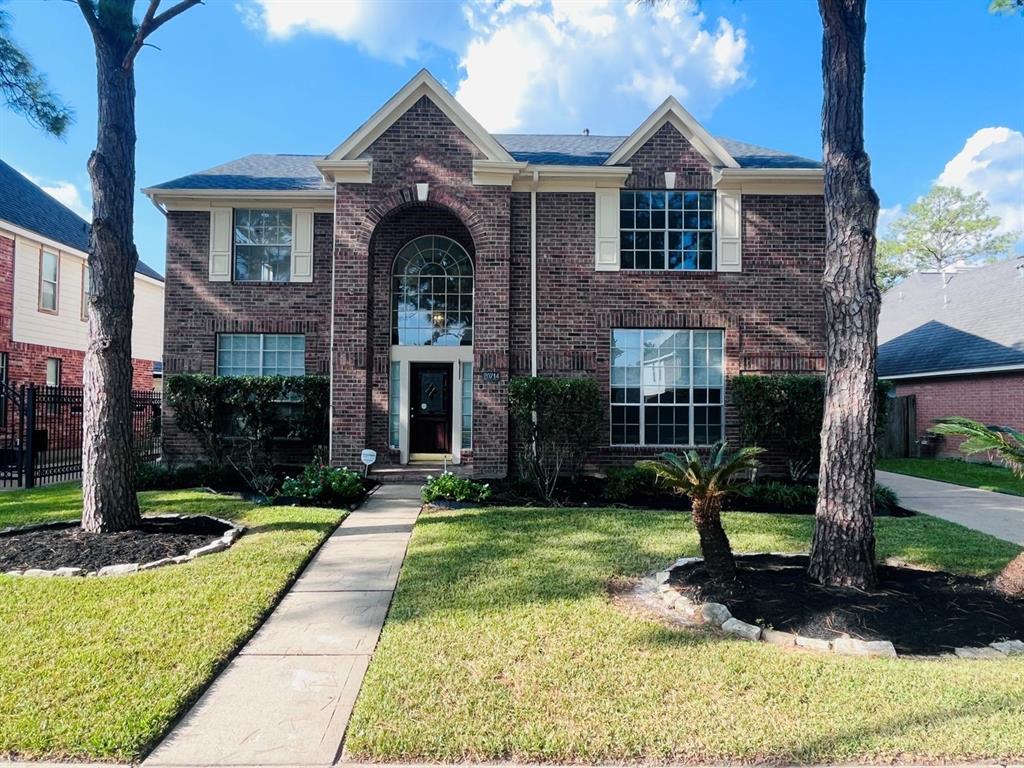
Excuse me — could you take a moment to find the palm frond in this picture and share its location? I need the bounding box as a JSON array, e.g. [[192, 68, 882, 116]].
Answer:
[[929, 417, 1024, 477]]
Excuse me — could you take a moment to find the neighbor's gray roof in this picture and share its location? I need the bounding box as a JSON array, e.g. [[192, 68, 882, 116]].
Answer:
[[0, 160, 163, 281], [150, 135, 820, 191], [877, 258, 1024, 378]]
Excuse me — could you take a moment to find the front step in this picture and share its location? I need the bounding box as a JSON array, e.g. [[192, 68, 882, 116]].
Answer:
[[370, 463, 469, 484]]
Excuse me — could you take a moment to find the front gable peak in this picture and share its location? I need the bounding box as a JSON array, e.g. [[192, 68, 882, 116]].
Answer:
[[605, 97, 739, 169], [324, 69, 514, 165]]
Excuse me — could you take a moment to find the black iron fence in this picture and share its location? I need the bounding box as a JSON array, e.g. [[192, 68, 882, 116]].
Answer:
[[0, 382, 161, 488]]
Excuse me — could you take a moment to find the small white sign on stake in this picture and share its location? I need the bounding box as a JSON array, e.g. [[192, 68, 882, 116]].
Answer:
[[360, 449, 377, 475]]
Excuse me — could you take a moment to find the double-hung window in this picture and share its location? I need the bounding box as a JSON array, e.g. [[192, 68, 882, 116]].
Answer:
[[619, 191, 715, 271], [233, 209, 292, 282], [610, 329, 724, 446], [39, 251, 59, 312], [216, 334, 305, 377]]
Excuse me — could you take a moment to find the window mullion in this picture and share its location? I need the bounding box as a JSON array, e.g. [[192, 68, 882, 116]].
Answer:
[[689, 331, 695, 447]]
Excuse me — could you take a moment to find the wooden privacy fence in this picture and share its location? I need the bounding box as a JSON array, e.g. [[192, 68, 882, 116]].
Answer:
[[0, 382, 161, 488], [878, 393, 917, 459]]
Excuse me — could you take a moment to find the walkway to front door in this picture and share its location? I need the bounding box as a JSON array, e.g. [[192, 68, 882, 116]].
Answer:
[[143, 484, 421, 767]]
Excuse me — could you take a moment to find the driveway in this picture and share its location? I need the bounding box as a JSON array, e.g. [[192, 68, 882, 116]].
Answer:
[[877, 469, 1024, 545]]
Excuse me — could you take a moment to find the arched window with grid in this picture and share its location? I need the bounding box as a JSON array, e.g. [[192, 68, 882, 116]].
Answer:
[[392, 236, 474, 346]]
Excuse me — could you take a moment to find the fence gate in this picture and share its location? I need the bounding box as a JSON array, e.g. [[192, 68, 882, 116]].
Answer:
[[878, 393, 917, 459], [0, 381, 27, 488], [0, 383, 161, 489]]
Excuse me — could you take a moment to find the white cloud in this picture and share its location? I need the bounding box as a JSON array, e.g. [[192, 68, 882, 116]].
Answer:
[[239, 0, 467, 63], [876, 204, 903, 236], [19, 169, 91, 220], [456, 0, 748, 132], [239, 0, 748, 133], [937, 127, 1024, 236]]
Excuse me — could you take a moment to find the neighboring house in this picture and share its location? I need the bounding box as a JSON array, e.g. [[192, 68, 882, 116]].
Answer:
[[0, 160, 165, 392], [877, 258, 1024, 457], [146, 69, 826, 477]]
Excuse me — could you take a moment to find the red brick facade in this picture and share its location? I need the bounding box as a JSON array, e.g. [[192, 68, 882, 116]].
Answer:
[[0, 234, 157, 391], [159, 99, 827, 477], [894, 372, 1024, 458]]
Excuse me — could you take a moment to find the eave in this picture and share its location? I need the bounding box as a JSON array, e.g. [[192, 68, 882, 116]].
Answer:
[[712, 167, 824, 195]]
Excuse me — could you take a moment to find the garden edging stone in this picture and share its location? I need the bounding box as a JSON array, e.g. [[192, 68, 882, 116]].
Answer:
[[1, 515, 245, 578], [637, 553, 1022, 661]]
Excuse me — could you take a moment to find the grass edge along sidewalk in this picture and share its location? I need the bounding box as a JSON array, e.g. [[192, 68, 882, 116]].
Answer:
[[0, 484, 347, 762]]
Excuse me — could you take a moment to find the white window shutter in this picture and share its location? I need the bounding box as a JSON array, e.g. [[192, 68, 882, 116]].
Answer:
[[209, 207, 232, 281], [291, 209, 314, 283], [594, 188, 620, 271], [715, 191, 742, 272]]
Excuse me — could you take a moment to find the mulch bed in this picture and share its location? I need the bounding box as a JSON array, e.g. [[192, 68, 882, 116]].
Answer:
[[672, 554, 1024, 655], [0, 517, 231, 571]]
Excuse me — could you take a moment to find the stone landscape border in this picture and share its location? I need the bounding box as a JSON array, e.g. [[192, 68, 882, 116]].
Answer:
[[644, 553, 1024, 660], [1, 515, 245, 578]]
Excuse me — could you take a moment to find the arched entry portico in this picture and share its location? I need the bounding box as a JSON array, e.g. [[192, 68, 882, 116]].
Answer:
[[331, 183, 510, 479], [389, 234, 474, 464]]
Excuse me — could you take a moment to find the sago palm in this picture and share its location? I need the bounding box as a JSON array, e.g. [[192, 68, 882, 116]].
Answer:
[[638, 443, 764, 581], [928, 417, 1024, 596], [928, 417, 1024, 475]]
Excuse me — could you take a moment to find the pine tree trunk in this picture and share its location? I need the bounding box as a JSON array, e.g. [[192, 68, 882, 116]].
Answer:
[[80, 16, 141, 533], [807, 0, 880, 589], [692, 496, 736, 581]]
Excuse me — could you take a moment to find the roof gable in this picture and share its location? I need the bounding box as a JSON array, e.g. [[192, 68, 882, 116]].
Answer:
[[325, 69, 513, 164], [605, 97, 739, 169]]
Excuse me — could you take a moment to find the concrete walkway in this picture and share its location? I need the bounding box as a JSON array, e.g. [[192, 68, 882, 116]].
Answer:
[[877, 470, 1024, 544], [144, 484, 421, 768]]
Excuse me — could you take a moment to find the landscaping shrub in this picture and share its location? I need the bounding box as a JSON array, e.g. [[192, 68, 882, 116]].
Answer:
[[602, 465, 659, 503], [279, 461, 366, 508], [508, 376, 602, 503], [421, 472, 492, 504], [134, 460, 240, 491], [729, 374, 893, 480], [164, 374, 330, 495], [731, 480, 903, 516]]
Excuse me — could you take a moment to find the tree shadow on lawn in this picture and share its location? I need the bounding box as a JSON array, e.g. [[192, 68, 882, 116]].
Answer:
[[394, 506, 1019, 626], [389, 506, 815, 622]]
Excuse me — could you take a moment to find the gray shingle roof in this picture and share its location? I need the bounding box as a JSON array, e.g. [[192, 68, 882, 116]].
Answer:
[[0, 159, 163, 281], [495, 134, 821, 169], [149, 154, 331, 192], [149, 134, 820, 192], [877, 258, 1024, 377]]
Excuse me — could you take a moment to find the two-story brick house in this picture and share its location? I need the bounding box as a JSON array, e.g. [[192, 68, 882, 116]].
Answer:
[[147, 70, 826, 478]]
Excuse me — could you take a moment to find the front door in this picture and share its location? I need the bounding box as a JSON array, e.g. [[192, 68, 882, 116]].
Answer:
[[410, 363, 452, 456]]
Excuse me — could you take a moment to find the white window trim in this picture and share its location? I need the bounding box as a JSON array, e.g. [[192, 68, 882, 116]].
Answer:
[[39, 249, 60, 314], [609, 329, 726, 449], [209, 208, 314, 284]]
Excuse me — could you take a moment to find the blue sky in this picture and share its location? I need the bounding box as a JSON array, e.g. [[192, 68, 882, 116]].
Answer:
[[1, 0, 1021, 274]]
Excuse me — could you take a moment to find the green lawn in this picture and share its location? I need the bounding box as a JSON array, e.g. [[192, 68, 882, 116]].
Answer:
[[879, 457, 1024, 496], [0, 484, 346, 762], [347, 505, 1024, 764]]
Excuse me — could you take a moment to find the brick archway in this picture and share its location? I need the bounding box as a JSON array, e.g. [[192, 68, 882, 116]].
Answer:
[[356, 186, 489, 257]]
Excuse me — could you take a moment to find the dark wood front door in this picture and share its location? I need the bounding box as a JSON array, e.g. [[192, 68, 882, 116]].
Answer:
[[410, 363, 452, 454]]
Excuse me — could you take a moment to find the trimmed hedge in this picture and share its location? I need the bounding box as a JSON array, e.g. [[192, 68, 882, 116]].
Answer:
[[164, 374, 329, 469], [508, 376, 603, 502], [729, 374, 893, 480]]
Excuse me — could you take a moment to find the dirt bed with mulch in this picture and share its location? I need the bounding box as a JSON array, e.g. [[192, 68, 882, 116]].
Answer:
[[672, 554, 1024, 655], [0, 517, 231, 571]]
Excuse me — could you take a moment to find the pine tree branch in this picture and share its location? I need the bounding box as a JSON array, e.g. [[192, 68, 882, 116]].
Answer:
[[122, 0, 202, 70]]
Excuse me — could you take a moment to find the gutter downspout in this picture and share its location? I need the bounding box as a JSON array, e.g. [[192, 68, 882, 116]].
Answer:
[[530, 170, 539, 377]]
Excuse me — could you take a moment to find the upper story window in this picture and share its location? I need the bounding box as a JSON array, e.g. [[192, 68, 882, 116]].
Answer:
[[610, 329, 724, 447], [81, 264, 91, 321], [233, 209, 292, 282], [216, 334, 305, 377], [619, 191, 715, 271], [39, 250, 59, 313], [392, 235, 473, 346]]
